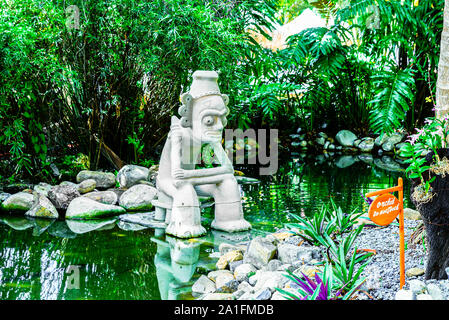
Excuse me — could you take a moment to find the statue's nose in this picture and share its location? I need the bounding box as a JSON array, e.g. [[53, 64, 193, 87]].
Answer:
[[215, 117, 223, 130]]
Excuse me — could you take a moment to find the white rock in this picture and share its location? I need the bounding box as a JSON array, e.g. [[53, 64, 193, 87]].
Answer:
[[119, 184, 157, 211], [253, 271, 287, 292], [409, 279, 427, 294], [417, 294, 433, 300], [82, 191, 118, 205], [25, 193, 58, 219], [215, 273, 235, 290], [395, 289, 415, 300], [0, 192, 34, 212], [404, 208, 421, 220], [237, 281, 253, 293], [76, 170, 116, 189], [234, 263, 257, 282], [192, 275, 216, 294], [271, 291, 288, 300], [208, 270, 233, 282], [66, 197, 126, 219], [427, 283, 444, 300], [116, 165, 150, 188], [243, 237, 277, 268], [77, 179, 96, 194], [277, 244, 320, 264]]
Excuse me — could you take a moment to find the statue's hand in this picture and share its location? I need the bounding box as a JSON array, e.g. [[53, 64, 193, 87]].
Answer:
[[173, 168, 188, 179], [224, 166, 234, 174]]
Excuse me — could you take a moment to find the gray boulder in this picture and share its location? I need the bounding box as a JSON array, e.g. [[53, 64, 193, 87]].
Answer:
[[335, 130, 358, 147], [382, 141, 395, 152], [116, 165, 150, 188], [386, 132, 404, 145], [243, 237, 277, 269], [119, 184, 157, 211], [0, 192, 11, 204], [277, 244, 321, 265], [192, 275, 216, 294], [266, 259, 283, 272], [33, 182, 53, 197], [358, 138, 375, 153], [76, 170, 116, 189], [82, 191, 118, 205], [0, 192, 34, 212], [254, 288, 272, 300], [77, 179, 96, 194], [253, 270, 288, 292], [48, 184, 80, 210], [66, 197, 126, 219], [215, 273, 237, 293], [374, 134, 389, 146], [234, 263, 257, 282], [25, 193, 58, 219], [60, 181, 78, 188]]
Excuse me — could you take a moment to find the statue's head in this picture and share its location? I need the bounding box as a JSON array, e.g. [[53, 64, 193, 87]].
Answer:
[[178, 71, 229, 143]]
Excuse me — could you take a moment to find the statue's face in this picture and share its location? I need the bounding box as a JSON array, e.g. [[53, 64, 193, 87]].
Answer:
[[191, 95, 227, 144]]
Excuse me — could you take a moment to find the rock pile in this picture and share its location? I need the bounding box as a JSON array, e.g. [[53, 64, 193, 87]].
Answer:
[[396, 279, 445, 300], [290, 129, 410, 158], [192, 232, 323, 300], [0, 164, 159, 220]]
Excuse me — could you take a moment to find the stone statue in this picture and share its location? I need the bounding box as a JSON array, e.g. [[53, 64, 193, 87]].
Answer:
[[153, 70, 251, 238]]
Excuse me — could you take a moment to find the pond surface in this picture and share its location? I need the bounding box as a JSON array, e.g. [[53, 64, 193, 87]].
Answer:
[[0, 155, 412, 300]]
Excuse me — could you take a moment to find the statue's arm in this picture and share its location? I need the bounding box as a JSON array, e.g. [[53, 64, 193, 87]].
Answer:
[[180, 144, 233, 179], [170, 131, 184, 178]]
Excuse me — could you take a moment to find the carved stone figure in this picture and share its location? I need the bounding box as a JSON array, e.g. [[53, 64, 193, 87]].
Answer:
[[153, 70, 251, 238]]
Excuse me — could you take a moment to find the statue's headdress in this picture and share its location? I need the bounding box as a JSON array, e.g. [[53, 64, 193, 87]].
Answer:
[[178, 70, 229, 128]]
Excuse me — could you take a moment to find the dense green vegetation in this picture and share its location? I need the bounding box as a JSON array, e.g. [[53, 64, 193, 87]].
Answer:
[[0, 0, 443, 181]]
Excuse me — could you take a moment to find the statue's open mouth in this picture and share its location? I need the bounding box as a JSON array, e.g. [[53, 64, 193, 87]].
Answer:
[[206, 131, 222, 138]]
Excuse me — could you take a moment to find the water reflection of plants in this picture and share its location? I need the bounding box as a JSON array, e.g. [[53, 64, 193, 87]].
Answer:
[[241, 158, 410, 231], [0, 220, 160, 300]]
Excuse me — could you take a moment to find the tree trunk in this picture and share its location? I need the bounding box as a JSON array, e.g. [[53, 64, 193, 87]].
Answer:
[[436, 0, 449, 119], [412, 149, 449, 279]]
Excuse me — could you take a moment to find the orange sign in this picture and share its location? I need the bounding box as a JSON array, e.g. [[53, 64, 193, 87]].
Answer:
[[365, 178, 404, 289], [368, 193, 400, 226]]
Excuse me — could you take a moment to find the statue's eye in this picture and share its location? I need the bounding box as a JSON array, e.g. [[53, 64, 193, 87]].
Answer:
[[203, 116, 215, 126]]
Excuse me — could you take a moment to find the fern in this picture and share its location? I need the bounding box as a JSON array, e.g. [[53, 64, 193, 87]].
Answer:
[[368, 67, 415, 135]]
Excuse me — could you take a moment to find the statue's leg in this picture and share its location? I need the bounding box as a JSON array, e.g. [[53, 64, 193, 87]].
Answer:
[[165, 183, 206, 238], [209, 174, 251, 232]]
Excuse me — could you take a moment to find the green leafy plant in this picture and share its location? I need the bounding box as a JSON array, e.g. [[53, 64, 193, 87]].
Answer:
[[276, 263, 365, 300], [286, 205, 337, 246], [400, 116, 449, 202]]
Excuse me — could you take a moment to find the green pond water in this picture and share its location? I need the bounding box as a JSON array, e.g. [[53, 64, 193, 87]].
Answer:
[[0, 156, 412, 300]]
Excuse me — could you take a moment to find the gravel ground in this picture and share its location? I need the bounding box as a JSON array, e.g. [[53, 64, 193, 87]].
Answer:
[[354, 219, 432, 300]]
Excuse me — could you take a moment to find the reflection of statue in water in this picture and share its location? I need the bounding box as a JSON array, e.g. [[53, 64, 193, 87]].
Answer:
[[153, 70, 251, 238], [152, 235, 201, 300]]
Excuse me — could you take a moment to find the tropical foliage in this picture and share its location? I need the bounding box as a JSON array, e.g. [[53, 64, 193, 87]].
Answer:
[[248, 0, 443, 136], [0, 0, 445, 180], [0, 0, 278, 181]]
